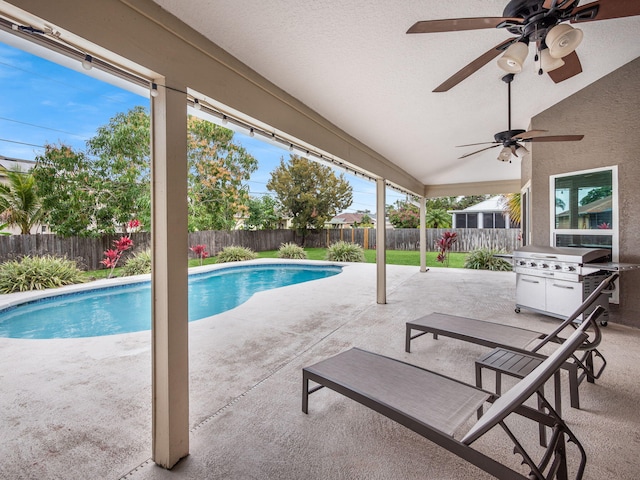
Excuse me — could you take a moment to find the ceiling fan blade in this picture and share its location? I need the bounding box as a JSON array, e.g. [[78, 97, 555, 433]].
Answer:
[[542, 0, 575, 10], [433, 38, 517, 92], [526, 135, 585, 142], [547, 51, 582, 83], [407, 17, 522, 34], [570, 0, 640, 23], [513, 130, 549, 140], [456, 141, 499, 148], [458, 144, 501, 159]]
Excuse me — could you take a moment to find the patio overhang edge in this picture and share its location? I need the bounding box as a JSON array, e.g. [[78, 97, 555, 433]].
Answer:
[[423, 179, 521, 198]]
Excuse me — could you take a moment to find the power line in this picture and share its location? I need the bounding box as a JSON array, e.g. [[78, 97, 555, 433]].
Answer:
[[0, 138, 46, 149], [0, 116, 88, 139]]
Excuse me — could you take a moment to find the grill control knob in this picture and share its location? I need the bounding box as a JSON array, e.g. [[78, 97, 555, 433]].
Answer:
[[526, 261, 537, 267], [552, 264, 561, 270], [540, 263, 549, 269], [563, 265, 576, 272]]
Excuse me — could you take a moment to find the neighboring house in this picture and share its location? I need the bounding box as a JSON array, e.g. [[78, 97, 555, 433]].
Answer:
[[326, 212, 367, 229], [0, 155, 35, 172], [555, 195, 612, 230], [448, 196, 517, 229], [326, 212, 383, 229], [0, 156, 45, 235]]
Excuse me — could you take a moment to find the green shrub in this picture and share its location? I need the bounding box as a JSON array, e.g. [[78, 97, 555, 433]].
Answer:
[[0, 255, 84, 293], [216, 245, 258, 263], [325, 241, 365, 262], [277, 242, 307, 259], [464, 249, 512, 271], [122, 249, 152, 276]]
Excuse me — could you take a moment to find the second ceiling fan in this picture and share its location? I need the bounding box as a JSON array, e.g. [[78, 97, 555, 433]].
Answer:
[[457, 73, 584, 162]]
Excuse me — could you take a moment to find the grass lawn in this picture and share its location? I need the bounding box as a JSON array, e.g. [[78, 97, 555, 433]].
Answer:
[[82, 249, 466, 281], [256, 248, 466, 268]]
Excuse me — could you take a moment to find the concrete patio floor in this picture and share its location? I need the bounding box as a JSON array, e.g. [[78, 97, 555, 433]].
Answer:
[[1, 261, 639, 479]]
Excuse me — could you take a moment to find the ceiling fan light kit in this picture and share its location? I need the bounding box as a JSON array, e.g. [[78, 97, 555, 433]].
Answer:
[[407, 0, 640, 91], [546, 23, 583, 58], [497, 147, 513, 162], [497, 41, 529, 73], [540, 48, 565, 72]]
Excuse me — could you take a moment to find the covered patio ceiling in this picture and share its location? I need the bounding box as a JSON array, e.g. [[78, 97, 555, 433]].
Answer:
[[153, 0, 640, 196]]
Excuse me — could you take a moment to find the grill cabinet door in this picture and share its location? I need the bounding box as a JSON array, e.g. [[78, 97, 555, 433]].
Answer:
[[516, 274, 546, 311], [546, 278, 583, 318]]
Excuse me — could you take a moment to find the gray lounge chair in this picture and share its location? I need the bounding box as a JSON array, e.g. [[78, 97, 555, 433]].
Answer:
[[405, 273, 617, 409], [302, 307, 604, 480]]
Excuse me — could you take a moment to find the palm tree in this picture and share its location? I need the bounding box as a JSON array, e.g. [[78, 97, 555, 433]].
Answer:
[[425, 208, 452, 228], [502, 193, 521, 225], [0, 166, 43, 234]]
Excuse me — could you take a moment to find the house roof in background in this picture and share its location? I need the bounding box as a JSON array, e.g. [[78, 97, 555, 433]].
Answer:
[[0, 156, 36, 171], [449, 195, 506, 213]]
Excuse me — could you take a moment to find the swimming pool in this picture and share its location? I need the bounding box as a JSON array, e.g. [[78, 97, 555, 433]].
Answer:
[[0, 263, 342, 339]]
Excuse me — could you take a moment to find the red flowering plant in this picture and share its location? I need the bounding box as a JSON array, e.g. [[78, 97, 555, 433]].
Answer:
[[190, 244, 210, 266], [435, 231, 458, 267], [101, 219, 140, 278]]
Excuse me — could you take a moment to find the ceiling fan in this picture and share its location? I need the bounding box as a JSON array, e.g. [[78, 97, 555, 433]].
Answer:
[[457, 73, 584, 162], [407, 0, 640, 92]]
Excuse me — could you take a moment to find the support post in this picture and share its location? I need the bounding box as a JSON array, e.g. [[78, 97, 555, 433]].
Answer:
[[150, 80, 189, 468], [420, 196, 427, 272], [376, 179, 386, 304]]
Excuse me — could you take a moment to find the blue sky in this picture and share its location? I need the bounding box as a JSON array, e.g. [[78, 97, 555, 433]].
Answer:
[[0, 41, 406, 213]]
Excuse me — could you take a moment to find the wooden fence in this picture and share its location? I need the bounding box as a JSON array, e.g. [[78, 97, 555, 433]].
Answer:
[[0, 228, 520, 271]]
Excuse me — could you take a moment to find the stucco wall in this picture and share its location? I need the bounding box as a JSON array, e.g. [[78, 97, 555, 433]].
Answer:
[[525, 57, 640, 327]]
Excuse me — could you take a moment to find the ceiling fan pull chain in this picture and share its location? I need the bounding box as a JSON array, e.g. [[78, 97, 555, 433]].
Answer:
[[534, 27, 544, 75]]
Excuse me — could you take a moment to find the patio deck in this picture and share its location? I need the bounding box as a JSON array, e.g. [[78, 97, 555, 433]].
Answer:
[[1, 262, 638, 479]]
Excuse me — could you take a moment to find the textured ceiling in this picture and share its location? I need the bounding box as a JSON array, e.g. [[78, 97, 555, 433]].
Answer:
[[152, 0, 640, 190]]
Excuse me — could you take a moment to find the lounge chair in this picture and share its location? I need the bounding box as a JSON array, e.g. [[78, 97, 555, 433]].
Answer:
[[302, 307, 604, 480], [405, 273, 617, 409]]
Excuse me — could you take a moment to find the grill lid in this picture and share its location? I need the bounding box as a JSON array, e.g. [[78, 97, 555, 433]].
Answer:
[[513, 245, 610, 264]]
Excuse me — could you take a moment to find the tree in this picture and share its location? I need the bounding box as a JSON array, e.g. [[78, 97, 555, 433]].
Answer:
[[580, 186, 612, 206], [0, 166, 43, 234], [244, 195, 280, 230], [425, 208, 452, 228], [187, 117, 258, 231], [33, 144, 99, 236], [501, 193, 521, 225], [86, 105, 151, 232], [267, 155, 352, 244], [451, 195, 490, 210], [35, 107, 151, 237], [35, 109, 257, 236], [388, 200, 420, 228], [424, 195, 489, 212], [354, 213, 374, 228]]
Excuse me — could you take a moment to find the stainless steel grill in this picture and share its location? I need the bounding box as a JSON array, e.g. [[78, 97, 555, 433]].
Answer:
[[512, 245, 611, 322]]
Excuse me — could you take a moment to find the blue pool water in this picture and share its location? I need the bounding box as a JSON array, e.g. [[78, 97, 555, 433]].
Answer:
[[0, 263, 342, 339]]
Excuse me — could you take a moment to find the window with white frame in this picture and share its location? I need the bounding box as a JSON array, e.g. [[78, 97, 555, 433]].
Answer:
[[454, 213, 477, 228], [550, 166, 618, 260]]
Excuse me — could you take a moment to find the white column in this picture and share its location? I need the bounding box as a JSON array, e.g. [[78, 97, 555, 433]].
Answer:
[[376, 179, 386, 304], [150, 80, 189, 468], [420, 196, 427, 272]]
